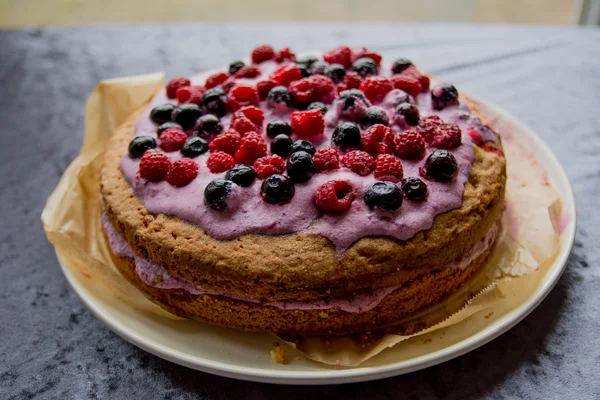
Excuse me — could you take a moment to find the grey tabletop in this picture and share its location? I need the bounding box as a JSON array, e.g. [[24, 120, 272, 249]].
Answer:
[[1, 23, 599, 399]]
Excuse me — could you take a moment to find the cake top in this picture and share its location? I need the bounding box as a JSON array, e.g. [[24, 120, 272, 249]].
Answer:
[[120, 45, 499, 251]]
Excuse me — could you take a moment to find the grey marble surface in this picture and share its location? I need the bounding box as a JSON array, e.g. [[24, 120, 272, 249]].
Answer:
[[0, 23, 599, 399]]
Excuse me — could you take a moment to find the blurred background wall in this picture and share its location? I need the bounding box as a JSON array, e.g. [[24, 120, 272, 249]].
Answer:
[[0, 0, 585, 27]]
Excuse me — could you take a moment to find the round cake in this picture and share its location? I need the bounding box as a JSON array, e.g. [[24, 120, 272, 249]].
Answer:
[[100, 45, 506, 336]]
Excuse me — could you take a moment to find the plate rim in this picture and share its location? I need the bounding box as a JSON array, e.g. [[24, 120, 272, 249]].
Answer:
[[56, 98, 577, 385]]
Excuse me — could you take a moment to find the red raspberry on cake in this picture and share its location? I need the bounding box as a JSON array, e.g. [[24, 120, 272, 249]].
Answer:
[[289, 79, 315, 105], [166, 77, 191, 99], [374, 154, 404, 182], [308, 75, 336, 103], [233, 106, 264, 128], [270, 64, 303, 87], [234, 65, 261, 79], [323, 45, 353, 69], [209, 129, 241, 156], [139, 151, 171, 182], [361, 124, 394, 157], [234, 132, 267, 165], [352, 47, 382, 65], [417, 116, 462, 149], [207, 151, 235, 173], [466, 128, 483, 145], [314, 180, 355, 212], [175, 85, 205, 105], [343, 72, 363, 90], [167, 158, 199, 187], [341, 150, 375, 176], [227, 85, 259, 111], [416, 115, 443, 141], [390, 74, 422, 97], [290, 109, 325, 139], [221, 78, 237, 94], [393, 130, 426, 159], [256, 79, 277, 100], [402, 66, 430, 92], [360, 76, 393, 104], [205, 72, 229, 89], [275, 47, 296, 63], [313, 148, 340, 172], [159, 128, 188, 152], [231, 116, 258, 136], [251, 45, 275, 64], [254, 155, 285, 179]]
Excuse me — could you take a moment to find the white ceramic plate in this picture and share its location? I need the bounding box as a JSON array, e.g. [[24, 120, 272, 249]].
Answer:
[[57, 99, 576, 385]]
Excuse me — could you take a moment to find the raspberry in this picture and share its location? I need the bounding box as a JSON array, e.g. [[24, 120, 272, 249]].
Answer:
[[176, 85, 205, 105], [275, 47, 296, 63], [234, 132, 267, 165], [205, 72, 229, 89], [231, 116, 258, 135], [336, 84, 348, 94], [417, 116, 462, 149], [221, 79, 237, 94], [393, 130, 426, 159], [207, 151, 235, 173], [323, 46, 353, 69], [361, 124, 394, 157], [270, 64, 303, 87], [256, 80, 277, 100], [208, 129, 241, 155], [313, 148, 340, 172], [159, 128, 188, 152], [314, 180, 355, 212], [234, 65, 261, 79], [227, 85, 259, 111], [290, 109, 325, 139], [139, 151, 171, 182], [466, 128, 483, 145], [308, 75, 336, 103], [360, 76, 393, 104], [254, 155, 285, 179], [233, 105, 264, 128], [374, 154, 404, 182], [402, 66, 430, 92], [166, 77, 190, 99], [341, 150, 375, 176], [167, 158, 199, 187], [343, 72, 363, 90], [390, 74, 422, 97], [289, 79, 315, 105], [251, 45, 275, 64], [416, 115, 444, 142], [352, 47, 382, 65]]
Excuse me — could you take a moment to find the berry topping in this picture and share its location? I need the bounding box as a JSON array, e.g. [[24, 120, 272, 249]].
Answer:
[[364, 182, 403, 211], [341, 150, 376, 176], [362, 106, 389, 128], [307, 101, 327, 115], [416, 115, 444, 141], [308, 60, 329, 76], [150, 103, 175, 124], [417, 116, 462, 149], [194, 114, 223, 139], [254, 155, 286, 179], [275, 47, 296, 63], [336, 89, 371, 120], [289, 78, 315, 105], [266, 120, 292, 138], [227, 85, 259, 111], [251, 45, 275, 64], [296, 55, 319, 67], [390, 74, 422, 97], [374, 154, 404, 182], [166, 158, 199, 187], [332, 121, 362, 151], [353, 47, 382, 65], [231, 116, 258, 135], [360, 76, 393, 104], [361, 124, 394, 157], [297, 63, 310, 78], [393, 130, 426, 159], [172, 104, 202, 130], [208, 130, 241, 156], [181, 137, 209, 158], [323, 46, 353, 69], [157, 122, 182, 136], [343, 72, 363, 90], [290, 109, 325, 139], [228, 60, 245, 75], [270, 64, 303, 86], [381, 89, 412, 109], [395, 102, 420, 126], [201, 87, 228, 117], [286, 151, 316, 183], [205, 72, 229, 89], [256, 79, 278, 101], [422, 149, 459, 182], [234, 65, 261, 79], [402, 66, 430, 91], [308, 75, 336, 103], [290, 140, 316, 155], [314, 180, 355, 212], [175, 85, 205, 105], [401, 177, 428, 201], [225, 165, 257, 187], [204, 179, 234, 211], [234, 132, 267, 165], [431, 83, 459, 110], [139, 151, 171, 182], [261, 174, 295, 204], [129, 136, 157, 158], [325, 64, 346, 83], [267, 86, 295, 109], [352, 57, 379, 78], [391, 58, 413, 74], [233, 105, 264, 128], [166, 77, 191, 99], [207, 151, 235, 173], [270, 134, 293, 157], [313, 148, 340, 172], [159, 128, 187, 152]]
